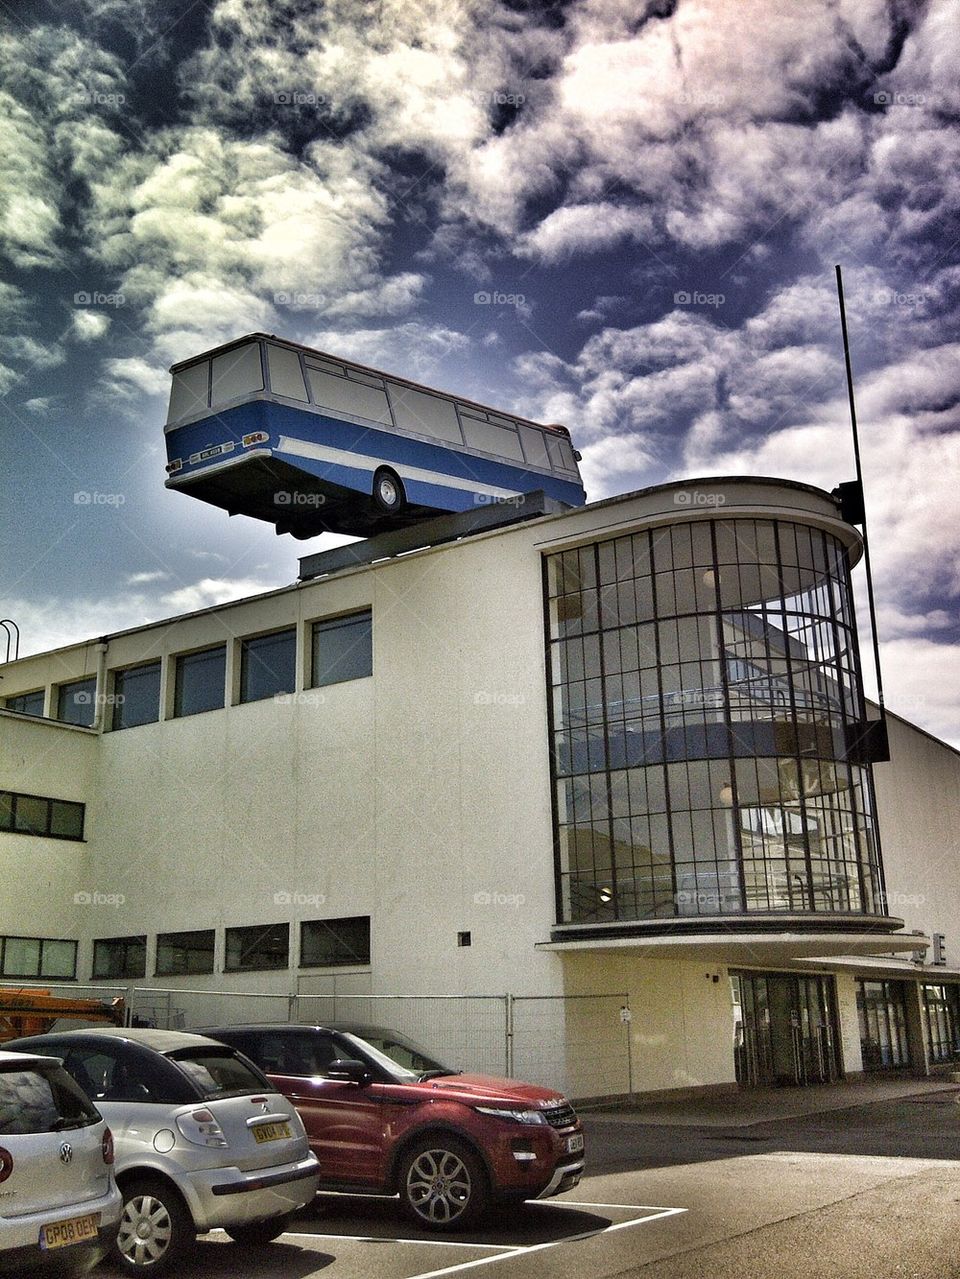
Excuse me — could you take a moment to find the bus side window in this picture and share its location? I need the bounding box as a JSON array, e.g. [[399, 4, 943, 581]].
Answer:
[[267, 345, 309, 402], [546, 436, 565, 471], [460, 413, 524, 461], [558, 439, 578, 473], [388, 384, 463, 444], [519, 425, 550, 469]]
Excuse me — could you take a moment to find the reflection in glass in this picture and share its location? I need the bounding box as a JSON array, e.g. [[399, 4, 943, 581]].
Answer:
[[547, 517, 883, 923]]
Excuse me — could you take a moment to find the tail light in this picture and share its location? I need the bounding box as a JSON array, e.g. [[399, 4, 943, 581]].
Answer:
[[0, 1148, 12, 1183], [176, 1108, 228, 1148], [102, 1127, 114, 1165]]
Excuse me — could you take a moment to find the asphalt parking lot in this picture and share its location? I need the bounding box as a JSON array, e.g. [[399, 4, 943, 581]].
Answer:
[[99, 1088, 960, 1279]]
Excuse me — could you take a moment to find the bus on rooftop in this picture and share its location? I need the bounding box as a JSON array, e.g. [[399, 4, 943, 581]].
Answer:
[[163, 334, 587, 539]]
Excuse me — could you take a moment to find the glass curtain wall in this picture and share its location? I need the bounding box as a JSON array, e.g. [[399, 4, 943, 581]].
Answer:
[[546, 518, 883, 924]]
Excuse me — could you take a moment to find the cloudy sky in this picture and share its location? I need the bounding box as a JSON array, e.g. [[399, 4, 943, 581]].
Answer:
[[1, 0, 959, 744]]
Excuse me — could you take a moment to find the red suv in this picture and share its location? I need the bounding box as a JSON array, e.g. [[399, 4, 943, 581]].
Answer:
[[200, 1023, 584, 1229]]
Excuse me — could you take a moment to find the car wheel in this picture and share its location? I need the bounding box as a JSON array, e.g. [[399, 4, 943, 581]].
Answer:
[[398, 1135, 488, 1230], [224, 1213, 296, 1245], [372, 467, 405, 514], [115, 1176, 193, 1273]]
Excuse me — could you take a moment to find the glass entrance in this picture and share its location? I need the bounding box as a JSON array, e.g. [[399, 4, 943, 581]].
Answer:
[[732, 971, 842, 1086]]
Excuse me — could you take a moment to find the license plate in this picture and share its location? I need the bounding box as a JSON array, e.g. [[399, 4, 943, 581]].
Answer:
[[40, 1213, 99, 1250], [253, 1121, 292, 1144], [566, 1133, 584, 1154]]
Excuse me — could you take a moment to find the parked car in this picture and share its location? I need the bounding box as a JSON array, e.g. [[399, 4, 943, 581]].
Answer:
[[0, 1047, 121, 1275], [199, 1023, 584, 1230], [4, 1029, 320, 1273]]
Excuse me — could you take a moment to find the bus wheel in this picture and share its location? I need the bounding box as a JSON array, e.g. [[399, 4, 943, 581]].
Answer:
[[373, 468, 405, 514]]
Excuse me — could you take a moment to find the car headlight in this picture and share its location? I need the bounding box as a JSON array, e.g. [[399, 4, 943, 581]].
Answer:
[[474, 1106, 547, 1125]]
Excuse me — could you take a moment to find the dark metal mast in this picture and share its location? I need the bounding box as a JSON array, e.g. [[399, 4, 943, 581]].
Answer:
[[835, 264, 888, 743]]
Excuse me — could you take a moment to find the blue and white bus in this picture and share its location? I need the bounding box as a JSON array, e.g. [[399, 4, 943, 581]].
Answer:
[[164, 334, 586, 538]]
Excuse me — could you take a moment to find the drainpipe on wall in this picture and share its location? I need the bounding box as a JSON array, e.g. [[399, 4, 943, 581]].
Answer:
[[92, 640, 108, 732]]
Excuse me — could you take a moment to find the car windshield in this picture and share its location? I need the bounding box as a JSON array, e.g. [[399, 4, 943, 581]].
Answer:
[[170, 1048, 271, 1099], [0, 1065, 100, 1134], [340, 1030, 458, 1082]]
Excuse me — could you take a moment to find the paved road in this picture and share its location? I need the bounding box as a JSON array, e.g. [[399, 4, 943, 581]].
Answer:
[[99, 1090, 960, 1279]]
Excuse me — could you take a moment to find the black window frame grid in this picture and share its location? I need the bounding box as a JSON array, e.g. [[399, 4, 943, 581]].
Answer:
[[0, 789, 85, 841], [545, 517, 885, 928], [0, 934, 78, 980], [299, 916, 371, 969], [91, 935, 146, 980]]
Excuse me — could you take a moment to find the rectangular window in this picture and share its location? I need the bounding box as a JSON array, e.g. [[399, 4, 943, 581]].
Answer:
[[56, 678, 96, 727], [4, 689, 44, 716], [0, 790, 85, 841], [210, 342, 264, 406], [300, 916, 371, 968], [240, 629, 296, 703], [167, 360, 209, 423], [267, 343, 309, 402], [112, 662, 161, 730], [92, 936, 146, 980], [0, 936, 77, 980], [856, 979, 910, 1070], [224, 924, 289, 973], [387, 383, 462, 443], [174, 646, 226, 718], [459, 413, 524, 461], [922, 983, 960, 1064], [311, 611, 372, 688], [305, 362, 394, 425], [155, 929, 215, 977]]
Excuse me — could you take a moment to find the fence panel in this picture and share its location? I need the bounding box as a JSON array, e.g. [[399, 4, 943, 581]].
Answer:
[[512, 993, 631, 1099], [295, 994, 509, 1077], [129, 987, 294, 1031]]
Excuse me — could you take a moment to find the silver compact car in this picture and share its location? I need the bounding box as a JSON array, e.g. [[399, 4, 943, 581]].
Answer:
[[5, 1029, 320, 1274], [0, 1048, 121, 1275]]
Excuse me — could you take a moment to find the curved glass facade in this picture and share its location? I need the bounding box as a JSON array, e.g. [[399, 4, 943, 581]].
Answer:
[[546, 517, 884, 925]]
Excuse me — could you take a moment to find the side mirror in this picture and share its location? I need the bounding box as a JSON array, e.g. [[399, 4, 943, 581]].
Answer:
[[326, 1058, 372, 1085]]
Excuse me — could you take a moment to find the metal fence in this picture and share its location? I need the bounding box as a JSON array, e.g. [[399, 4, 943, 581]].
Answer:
[[0, 979, 632, 1100]]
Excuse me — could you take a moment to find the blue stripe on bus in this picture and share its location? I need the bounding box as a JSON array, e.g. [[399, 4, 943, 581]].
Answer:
[[165, 401, 586, 508]]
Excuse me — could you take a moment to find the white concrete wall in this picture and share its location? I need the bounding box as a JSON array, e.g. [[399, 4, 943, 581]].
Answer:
[[0, 713, 98, 942], [874, 711, 960, 972]]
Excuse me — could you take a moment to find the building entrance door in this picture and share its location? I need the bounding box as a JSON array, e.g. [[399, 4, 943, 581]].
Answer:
[[732, 971, 842, 1086]]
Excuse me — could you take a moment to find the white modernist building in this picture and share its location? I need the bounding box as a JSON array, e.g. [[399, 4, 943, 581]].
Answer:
[[2, 477, 960, 1099]]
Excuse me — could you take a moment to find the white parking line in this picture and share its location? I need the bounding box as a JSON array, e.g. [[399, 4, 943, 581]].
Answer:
[[279, 1231, 515, 1251], [403, 1204, 687, 1279]]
